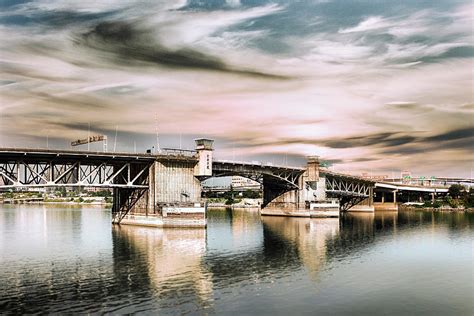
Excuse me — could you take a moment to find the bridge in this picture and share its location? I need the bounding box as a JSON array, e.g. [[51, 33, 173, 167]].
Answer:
[[0, 139, 457, 226], [381, 177, 473, 186]]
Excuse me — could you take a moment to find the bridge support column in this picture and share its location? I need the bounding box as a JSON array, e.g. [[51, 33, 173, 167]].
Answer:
[[118, 158, 206, 228], [373, 189, 398, 212], [261, 156, 319, 217]]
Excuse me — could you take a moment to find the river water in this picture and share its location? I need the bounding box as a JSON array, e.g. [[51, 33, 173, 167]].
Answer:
[[0, 205, 472, 315]]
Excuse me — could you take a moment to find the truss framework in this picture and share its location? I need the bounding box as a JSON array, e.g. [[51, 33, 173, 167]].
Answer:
[[339, 196, 367, 212], [0, 152, 153, 224], [0, 161, 150, 189], [112, 188, 149, 224], [325, 175, 371, 197], [325, 174, 374, 211]]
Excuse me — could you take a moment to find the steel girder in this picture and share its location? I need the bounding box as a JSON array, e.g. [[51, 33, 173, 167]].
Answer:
[[211, 162, 304, 189], [325, 175, 372, 198], [324, 174, 374, 211], [0, 160, 150, 189], [0, 155, 152, 224], [112, 187, 149, 224], [210, 162, 305, 208]]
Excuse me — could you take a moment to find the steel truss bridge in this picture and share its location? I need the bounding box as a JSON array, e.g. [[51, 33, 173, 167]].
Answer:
[[323, 170, 374, 211], [1, 148, 395, 215], [211, 161, 375, 210], [0, 148, 155, 223]]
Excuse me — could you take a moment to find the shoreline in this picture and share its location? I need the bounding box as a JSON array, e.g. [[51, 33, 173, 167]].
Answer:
[[399, 206, 474, 212], [2, 202, 473, 213], [1, 201, 111, 206]]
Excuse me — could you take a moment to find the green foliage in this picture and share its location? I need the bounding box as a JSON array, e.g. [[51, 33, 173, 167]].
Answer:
[[463, 188, 474, 208], [56, 187, 67, 197], [448, 184, 464, 199], [4, 191, 14, 198], [432, 200, 442, 208], [90, 190, 112, 197], [444, 185, 474, 208], [444, 196, 460, 208], [242, 189, 261, 199], [422, 201, 441, 208]]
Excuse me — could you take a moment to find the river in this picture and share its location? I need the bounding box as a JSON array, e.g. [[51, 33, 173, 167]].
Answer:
[[0, 205, 472, 315]]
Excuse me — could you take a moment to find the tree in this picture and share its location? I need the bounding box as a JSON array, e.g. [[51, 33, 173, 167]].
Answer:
[[448, 184, 465, 199], [463, 188, 474, 208]]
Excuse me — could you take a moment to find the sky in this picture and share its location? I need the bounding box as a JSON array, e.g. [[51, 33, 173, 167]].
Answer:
[[0, 0, 473, 177]]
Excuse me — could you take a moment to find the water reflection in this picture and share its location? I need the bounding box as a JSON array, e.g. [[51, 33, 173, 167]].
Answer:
[[112, 225, 213, 313], [1, 206, 473, 314], [261, 217, 339, 280]]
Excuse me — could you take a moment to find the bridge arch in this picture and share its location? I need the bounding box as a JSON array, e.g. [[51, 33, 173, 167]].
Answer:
[[208, 161, 305, 208]]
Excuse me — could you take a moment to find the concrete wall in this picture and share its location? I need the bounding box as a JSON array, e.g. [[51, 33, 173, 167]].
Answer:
[[266, 189, 305, 210], [265, 175, 305, 211], [154, 159, 201, 204], [373, 202, 398, 211], [306, 177, 326, 201], [132, 158, 202, 214]]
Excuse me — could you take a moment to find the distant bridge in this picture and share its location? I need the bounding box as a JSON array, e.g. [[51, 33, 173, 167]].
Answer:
[[382, 177, 473, 186], [376, 182, 448, 193]]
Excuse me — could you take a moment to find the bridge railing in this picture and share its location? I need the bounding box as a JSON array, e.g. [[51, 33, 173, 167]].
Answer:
[[160, 148, 197, 157], [213, 159, 304, 170]]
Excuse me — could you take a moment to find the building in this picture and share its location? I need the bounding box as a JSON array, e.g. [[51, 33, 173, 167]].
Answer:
[[231, 176, 260, 189], [360, 173, 388, 182]]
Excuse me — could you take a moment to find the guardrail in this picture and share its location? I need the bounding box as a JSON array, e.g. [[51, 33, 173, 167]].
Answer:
[[159, 148, 197, 157]]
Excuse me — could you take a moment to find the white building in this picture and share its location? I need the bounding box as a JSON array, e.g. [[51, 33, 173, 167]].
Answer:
[[231, 176, 260, 189]]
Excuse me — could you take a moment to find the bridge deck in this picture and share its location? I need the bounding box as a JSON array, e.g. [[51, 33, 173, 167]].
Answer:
[[0, 148, 196, 163], [376, 182, 449, 192], [213, 160, 305, 172]]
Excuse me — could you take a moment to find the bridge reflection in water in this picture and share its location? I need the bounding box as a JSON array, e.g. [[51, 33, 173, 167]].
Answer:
[[112, 225, 214, 313], [1, 206, 472, 314], [261, 216, 339, 280]]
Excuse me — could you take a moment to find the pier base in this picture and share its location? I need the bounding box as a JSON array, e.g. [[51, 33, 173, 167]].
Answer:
[[260, 208, 339, 218], [373, 202, 398, 212], [347, 205, 375, 212], [117, 206, 206, 228]]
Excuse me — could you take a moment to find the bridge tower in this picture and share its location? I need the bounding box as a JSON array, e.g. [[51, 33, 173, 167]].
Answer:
[[194, 139, 214, 177], [306, 155, 320, 182]]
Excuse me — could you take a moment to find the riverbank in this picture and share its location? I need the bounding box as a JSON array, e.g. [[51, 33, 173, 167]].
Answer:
[[399, 205, 474, 212], [205, 198, 261, 208], [1, 200, 111, 206]]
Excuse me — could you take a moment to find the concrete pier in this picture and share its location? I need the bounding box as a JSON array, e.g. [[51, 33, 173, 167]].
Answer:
[[120, 205, 206, 228], [121, 140, 211, 228]]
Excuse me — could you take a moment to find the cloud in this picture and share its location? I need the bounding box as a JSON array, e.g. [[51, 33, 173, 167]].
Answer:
[[424, 127, 474, 143], [0, 0, 473, 177], [75, 21, 287, 79], [338, 16, 390, 33]]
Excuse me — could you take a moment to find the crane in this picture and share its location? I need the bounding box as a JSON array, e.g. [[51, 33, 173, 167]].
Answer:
[[71, 135, 107, 152]]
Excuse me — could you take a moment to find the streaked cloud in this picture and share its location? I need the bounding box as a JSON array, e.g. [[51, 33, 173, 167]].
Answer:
[[0, 0, 473, 177]]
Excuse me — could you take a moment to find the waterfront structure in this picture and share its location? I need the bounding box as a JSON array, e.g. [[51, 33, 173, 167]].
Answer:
[[0, 139, 462, 226], [231, 176, 261, 190]]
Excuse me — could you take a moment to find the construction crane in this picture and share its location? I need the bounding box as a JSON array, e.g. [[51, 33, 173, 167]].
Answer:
[[71, 135, 107, 152]]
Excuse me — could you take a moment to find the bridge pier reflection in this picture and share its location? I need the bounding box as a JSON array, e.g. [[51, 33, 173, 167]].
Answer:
[[112, 225, 214, 312], [261, 216, 340, 279]]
